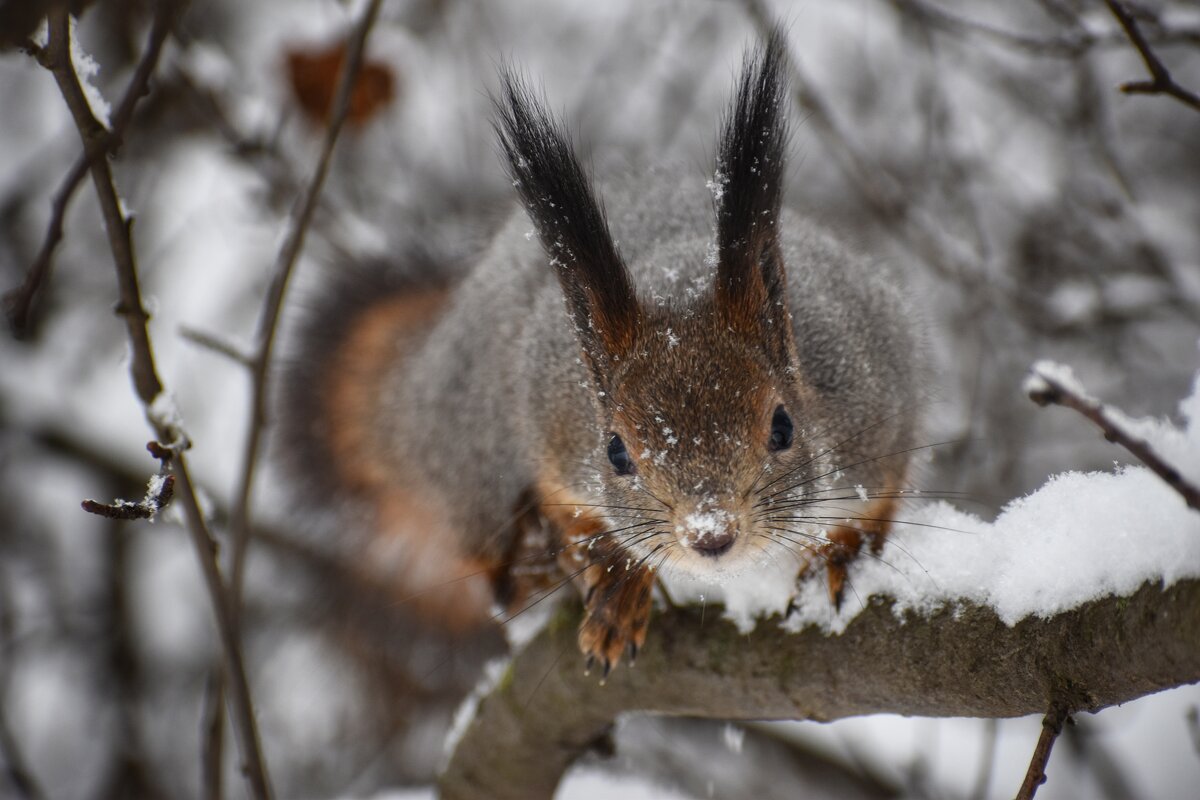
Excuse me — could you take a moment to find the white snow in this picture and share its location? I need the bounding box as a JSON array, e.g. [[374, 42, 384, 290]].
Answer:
[[556, 767, 698, 800], [681, 510, 725, 536], [705, 169, 728, 203], [721, 723, 745, 754], [666, 367, 1200, 635], [500, 595, 560, 650], [441, 657, 511, 769], [1022, 358, 1090, 400], [68, 15, 111, 128]]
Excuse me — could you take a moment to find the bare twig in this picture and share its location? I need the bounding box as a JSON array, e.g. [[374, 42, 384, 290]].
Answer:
[[82, 472, 174, 520], [227, 0, 386, 607], [1015, 704, 1069, 800], [1105, 0, 1200, 112], [1026, 361, 1200, 512], [180, 325, 254, 368], [38, 9, 273, 799], [202, 670, 226, 800], [201, 1, 384, 788], [4, 1, 178, 337], [890, 0, 1200, 58]]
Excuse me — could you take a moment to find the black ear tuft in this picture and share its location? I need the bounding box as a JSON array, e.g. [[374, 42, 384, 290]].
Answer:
[[713, 28, 791, 342], [492, 69, 640, 365]]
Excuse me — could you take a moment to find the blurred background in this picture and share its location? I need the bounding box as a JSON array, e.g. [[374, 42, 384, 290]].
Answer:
[[1, 0, 1199, 797]]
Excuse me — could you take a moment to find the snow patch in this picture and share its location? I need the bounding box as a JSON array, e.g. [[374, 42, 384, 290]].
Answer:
[[705, 169, 728, 203], [442, 657, 510, 769], [663, 369, 1200, 636], [68, 16, 112, 127]]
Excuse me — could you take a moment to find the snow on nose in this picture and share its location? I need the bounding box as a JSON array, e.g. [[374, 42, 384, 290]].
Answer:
[[679, 509, 735, 557]]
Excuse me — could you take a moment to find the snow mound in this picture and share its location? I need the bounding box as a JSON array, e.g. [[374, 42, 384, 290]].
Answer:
[[675, 368, 1200, 634]]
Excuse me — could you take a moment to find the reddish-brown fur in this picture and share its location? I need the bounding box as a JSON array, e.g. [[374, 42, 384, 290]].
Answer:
[[323, 287, 496, 632], [803, 493, 902, 608], [534, 475, 655, 672]]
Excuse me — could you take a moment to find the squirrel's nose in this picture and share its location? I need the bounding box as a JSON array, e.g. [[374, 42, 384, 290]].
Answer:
[[692, 530, 734, 558]]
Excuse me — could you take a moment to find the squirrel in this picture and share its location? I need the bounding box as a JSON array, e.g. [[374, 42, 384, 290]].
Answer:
[[278, 30, 926, 677]]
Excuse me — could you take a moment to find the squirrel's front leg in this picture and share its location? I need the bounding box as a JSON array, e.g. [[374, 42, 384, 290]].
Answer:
[[799, 493, 899, 609], [544, 502, 654, 677]]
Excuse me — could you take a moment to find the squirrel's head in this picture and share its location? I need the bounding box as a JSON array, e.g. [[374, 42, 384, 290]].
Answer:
[[495, 31, 829, 575]]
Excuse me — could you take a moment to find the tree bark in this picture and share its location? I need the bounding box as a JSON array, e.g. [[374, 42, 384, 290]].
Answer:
[[440, 577, 1200, 799]]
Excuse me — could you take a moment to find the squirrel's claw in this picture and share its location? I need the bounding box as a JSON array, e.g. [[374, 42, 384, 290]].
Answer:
[[577, 561, 654, 679]]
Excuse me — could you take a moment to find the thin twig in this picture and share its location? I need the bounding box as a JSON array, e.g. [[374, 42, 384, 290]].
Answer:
[[1026, 361, 1200, 512], [1105, 0, 1200, 113], [202, 670, 226, 800], [1015, 704, 1069, 800], [890, 0, 1200, 58], [891, 0, 1092, 56], [228, 0, 386, 608], [81, 472, 174, 520], [202, 2, 385, 788], [180, 325, 254, 368], [4, 1, 178, 337], [38, 9, 273, 799]]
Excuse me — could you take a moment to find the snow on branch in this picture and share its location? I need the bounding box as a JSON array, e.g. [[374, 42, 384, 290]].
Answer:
[[1026, 360, 1200, 512], [82, 472, 175, 521], [443, 365, 1200, 798], [439, 578, 1200, 800]]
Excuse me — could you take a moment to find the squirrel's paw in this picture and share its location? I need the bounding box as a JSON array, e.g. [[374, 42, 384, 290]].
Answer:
[[796, 525, 885, 610], [577, 562, 654, 679]]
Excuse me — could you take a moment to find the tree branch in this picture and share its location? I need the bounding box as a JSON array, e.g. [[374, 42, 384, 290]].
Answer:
[[201, 5, 384, 786], [1026, 362, 1200, 513], [4, 0, 179, 337], [227, 0, 385, 608], [1105, 0, 1200, 113], [890, 0, 1200, 58], [1015, 703, 1068, 800], [439, 578, 1200, 800], [38, 9, 273, 799]]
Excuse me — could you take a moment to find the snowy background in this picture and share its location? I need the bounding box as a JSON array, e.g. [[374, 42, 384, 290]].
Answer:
[[1, 0, 1199, 798]]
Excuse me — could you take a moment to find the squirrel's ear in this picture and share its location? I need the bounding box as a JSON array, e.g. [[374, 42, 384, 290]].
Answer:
[[493, 68, 640, 386], [712, 29, 793, 366]]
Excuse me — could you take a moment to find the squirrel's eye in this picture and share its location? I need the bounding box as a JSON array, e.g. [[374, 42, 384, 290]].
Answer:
[[768, 405, 793, 452], [607, 434, 635, 476]]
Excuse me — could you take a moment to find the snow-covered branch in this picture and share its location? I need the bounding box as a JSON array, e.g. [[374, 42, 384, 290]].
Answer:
[[440, 577, 1200, 800], [1026, 360, 1200, 513]]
